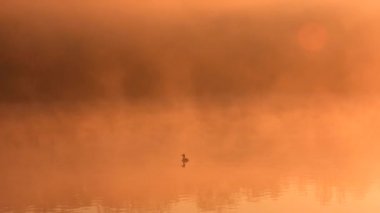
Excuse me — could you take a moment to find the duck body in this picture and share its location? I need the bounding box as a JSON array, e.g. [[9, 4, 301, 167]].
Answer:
[[182, 155, 189, 163], [182, 154, 189, 167]]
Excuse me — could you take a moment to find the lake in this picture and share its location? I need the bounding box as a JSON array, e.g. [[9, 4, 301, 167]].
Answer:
[[1, 100, 380, 212]]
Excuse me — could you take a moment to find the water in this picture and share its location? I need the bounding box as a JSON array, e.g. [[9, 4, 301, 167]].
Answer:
[[1, 100, 380, 212]]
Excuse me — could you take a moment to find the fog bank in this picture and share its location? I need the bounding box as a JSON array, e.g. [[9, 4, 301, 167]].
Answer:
[[1, 1, 379, 103]]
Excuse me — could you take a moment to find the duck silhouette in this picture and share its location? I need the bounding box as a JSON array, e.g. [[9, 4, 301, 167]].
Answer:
[[181, 154, 189, 167]]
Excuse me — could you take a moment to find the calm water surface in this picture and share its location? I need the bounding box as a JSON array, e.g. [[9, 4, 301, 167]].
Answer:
[[1, 101, 380, 212]]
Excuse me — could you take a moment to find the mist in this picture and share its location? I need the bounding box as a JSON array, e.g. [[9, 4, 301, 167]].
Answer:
[[1, 1, 380, 212], [1, 1, 380, 104]]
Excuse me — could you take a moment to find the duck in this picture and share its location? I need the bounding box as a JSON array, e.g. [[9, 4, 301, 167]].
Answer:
[[182, 154, 189, 167]]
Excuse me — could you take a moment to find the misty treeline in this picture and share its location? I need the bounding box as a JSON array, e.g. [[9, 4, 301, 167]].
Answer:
[[0, 2, 377, 103]]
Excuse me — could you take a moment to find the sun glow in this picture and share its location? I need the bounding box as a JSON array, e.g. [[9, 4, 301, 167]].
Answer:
[[297, 22, 328, 53]]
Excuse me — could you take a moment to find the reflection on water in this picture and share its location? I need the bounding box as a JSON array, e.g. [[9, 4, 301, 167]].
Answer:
[[1, 101, 380, 212]]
